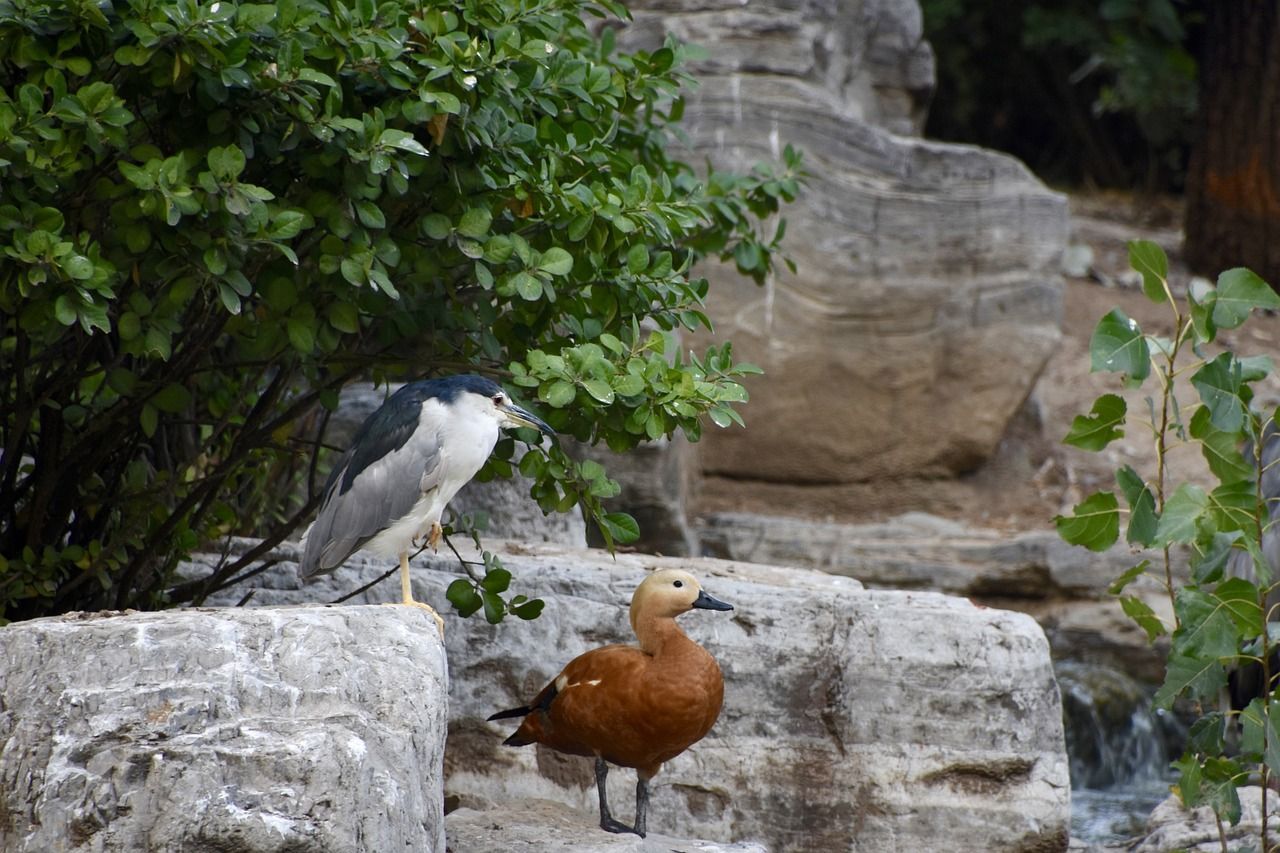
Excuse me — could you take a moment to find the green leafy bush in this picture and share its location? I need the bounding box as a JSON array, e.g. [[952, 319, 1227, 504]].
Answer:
[[1057, 241, 1280, 831], [0, 0, 802, 622]]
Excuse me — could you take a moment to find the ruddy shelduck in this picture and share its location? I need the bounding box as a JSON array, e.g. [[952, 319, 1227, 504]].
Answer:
[[488, 568, 733, 837]]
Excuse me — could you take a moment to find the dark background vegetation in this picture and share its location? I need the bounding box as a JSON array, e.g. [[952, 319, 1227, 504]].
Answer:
[[922, 0, 1201, 193]]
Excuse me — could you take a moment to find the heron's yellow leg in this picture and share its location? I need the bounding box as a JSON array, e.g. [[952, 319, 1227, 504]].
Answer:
[[388, 551, 445, 638], [426, 520, 443, 551]]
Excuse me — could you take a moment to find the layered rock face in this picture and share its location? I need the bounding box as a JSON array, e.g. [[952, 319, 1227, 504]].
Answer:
[[198, 539, 1071, 852], [0, 606, 448, 853], [621, 0, 1068, 483]]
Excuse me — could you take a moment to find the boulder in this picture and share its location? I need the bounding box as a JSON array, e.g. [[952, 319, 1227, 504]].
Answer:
[[446, 798, 768, 852], [618, 0, 1068, 485], [698, 510, 1177, 682], [1127, 788, 1280, 853], [197, 538, 1071, 852], [0, 606, 448, 853]]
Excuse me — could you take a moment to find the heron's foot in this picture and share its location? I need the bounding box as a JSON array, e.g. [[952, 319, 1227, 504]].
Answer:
[[599, 817, 643, 837], [383, 599, 446, 638], [427, 521, 442, 551]]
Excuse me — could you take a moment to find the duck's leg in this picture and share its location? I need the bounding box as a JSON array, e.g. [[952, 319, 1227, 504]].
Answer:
[[634, 775, 649, 838], [390, 550, 445, 638], [595, 757, 638, 835]]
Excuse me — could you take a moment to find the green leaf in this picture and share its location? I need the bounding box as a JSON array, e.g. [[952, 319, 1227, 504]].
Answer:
[[1115, 465, 1157, 546], [513, 272, 542, 300], [62, 254, 94, 280], [1191, 353, 1246, 433], [1191, 531, 1240, 585], [1064, 394, 1126, 451], [457, 207, 492, 239], [1054, 491, 1120, 551], [538, 247, 574, 276], [510, 598, 545, 620], [152, 382, 191, 413], [481, 589, 505, 624], [625, 243, 649, 275], [1212, 267, 1280, 329], [328, 302, 360, 334], [1189, 407, 1253, 483], [1214, 576, 1264, 637], [582, 378, 615, 404], [421, 213, 451, 239], [1154, 652, 1226, 709], [1188, 277, 1218, 344], [1089, 309, 1150, 381], [1172, 587, 1242, 661], [1107, 560, 1149, 596], [480, 567, 512, 594], [355, 201, 386, 229], [1118, 595, 1166, 641], [53, 294, 78, 326], [600, 511, 640, 544], [1153, 483, 1208, 546], [543, 380, 575, 408], [287, 316, 315, 353], [446, 579, 483, 617], [1127, 240, 1169, 303], [140, 403, 158, 438]]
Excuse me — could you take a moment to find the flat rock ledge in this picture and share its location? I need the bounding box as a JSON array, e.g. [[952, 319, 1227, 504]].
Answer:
[[0, 605, 448, 853], [446, 798, 768, 852], [192, 537, 1071, 852]]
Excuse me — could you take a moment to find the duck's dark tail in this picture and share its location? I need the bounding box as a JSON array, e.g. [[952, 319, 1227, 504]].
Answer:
[[486, 705, 530, 722]]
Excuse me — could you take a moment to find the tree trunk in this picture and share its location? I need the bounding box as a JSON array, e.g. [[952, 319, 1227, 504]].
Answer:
[[1184, 1, 1280, 287]]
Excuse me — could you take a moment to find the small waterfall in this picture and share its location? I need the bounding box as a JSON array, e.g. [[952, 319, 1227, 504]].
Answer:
[[1056, 659, 1186, 843]]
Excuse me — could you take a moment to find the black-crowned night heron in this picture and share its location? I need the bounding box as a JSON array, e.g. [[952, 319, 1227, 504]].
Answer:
[[299, 374, 554, 633]]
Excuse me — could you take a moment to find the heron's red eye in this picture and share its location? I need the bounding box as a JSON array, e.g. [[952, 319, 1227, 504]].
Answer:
[[492, 393, 504, 405]]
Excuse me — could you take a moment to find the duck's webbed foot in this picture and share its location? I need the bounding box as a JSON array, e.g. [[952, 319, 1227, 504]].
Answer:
[[594, 757, 646, 837]]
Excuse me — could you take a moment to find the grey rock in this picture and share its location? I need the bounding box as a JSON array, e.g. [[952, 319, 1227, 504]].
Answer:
[[199, 538, 1071, 852], [446, 798, 770, 852], [0, 606, 448, 853], [698, 510, 1177, 681], [616, 0, 1068, 485], [697, 510, 1152, 598], [1128, 788, 1280, 853]]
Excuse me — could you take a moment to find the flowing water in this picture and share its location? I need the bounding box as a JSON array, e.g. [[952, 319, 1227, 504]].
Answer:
[[1056, 659, 1186, 843]]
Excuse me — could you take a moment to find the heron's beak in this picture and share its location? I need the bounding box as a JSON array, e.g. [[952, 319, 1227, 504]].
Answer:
[[692, 589, 733, 611], [501, 402, 555, 436]]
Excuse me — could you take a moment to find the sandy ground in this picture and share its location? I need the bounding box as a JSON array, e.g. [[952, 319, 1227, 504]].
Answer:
[[695, 192, 1280, 533]]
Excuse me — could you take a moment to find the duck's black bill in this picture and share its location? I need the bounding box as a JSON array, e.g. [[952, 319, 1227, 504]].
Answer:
[[692, 590, 733, 611]]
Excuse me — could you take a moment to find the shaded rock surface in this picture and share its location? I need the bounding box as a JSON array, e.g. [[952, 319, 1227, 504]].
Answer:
[[581, 434, 699, 555], [620, 0, 1068, 485], [198, 537, 1070, 852], [446, 798, 768, 852], [699, 510, 1177, 682], [0, 606, 448, 853]]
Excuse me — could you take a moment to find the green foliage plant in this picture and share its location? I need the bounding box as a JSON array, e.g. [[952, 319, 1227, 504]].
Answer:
[[1056, 240, 1280, 845], [0, 0, 804, 623]]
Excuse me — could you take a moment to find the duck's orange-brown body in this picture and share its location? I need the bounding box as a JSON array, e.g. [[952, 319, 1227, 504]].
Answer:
[[504, 629, 724, 778], [490, 569, 733, 837]]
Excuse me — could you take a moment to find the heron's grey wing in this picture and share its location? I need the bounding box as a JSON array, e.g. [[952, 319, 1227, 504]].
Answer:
[[300, 388, 444, 577]]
